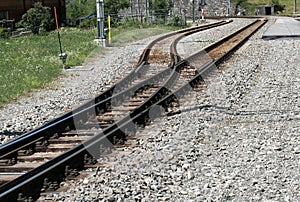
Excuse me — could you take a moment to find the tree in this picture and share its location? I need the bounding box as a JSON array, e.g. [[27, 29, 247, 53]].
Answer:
[[150, 0, 169, 19], [233, 0, 247, 15], [65, 0, 129, 25], [104, 0, 130, 17], [271, 0, 285, 13], [19, 2, 53, 34], [66, 0, 95, 25]]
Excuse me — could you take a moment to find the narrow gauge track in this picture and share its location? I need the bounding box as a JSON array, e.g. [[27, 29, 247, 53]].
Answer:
[[0, 21, 232, 201], [0, 19, 266, 201], [1, 20, 229, 148], [0, 20, 230, 164]]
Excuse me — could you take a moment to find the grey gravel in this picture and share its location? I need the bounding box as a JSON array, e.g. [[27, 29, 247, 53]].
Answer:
[[0, 37, 149, 144], [177, 18, 255, 58], [2, 18, 299, 201], [0, 19, 253, 144]]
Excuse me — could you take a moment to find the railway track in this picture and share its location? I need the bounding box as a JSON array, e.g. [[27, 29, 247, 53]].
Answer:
[[1, 20, 229, 147], [0, 18, 267, 201]]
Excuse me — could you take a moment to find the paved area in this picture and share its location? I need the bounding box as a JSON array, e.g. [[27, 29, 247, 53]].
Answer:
[[263, 17, 300, 39]]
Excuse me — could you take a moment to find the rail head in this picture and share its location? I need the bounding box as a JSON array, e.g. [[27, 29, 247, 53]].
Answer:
[[2, 19, 268, 201]]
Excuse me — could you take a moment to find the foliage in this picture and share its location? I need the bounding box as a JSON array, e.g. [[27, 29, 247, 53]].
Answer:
[[78, 18, 97, 29], [104, 0, 130, 16], [150, 0, 169, 19], [0, 24, 179, 105], [65, 0, 130, 26], [0, 28, 97, 105], [66, 0, 95, 25], [167, 13, 182, 26], [232, 0, 248, 14], [18, 2, 53, 34], [237, 0, 293, 14], [112, 18, 150, 29], [271, 0, 285, 13], [277, 0, 294, 14], [109, 23, 180, 46], [0, 28, 10, 38]]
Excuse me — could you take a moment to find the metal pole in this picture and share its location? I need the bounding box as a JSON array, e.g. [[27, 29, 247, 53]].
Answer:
[[145, 0, 149, 21], [192, 0, 195, 23], [96, 0, 105, 39], [138, 0, 141, 22], [54, 6, 67, 68], [130, 0, 133, 17], [108, 15, 111, 44], [54, 7, 62, 54], [200, 0, 205, 21], [226, 0, 230, 16], [170, 0, 173, 17], [294, 0, 297, 14], [201, 5, 205, 21]]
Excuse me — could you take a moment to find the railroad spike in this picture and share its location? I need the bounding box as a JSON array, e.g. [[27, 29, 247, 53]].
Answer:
[[41, 178, 49, 192], [113, 136, 117, 144], [51, 133, 59, 139], [23, 147, 34, 155], [16, 194, 33, 202], [84, 154, 97, 165], [49, 181, 59, 190], [17, 193, 25, 202], [0, 19, 270, 201], [6, 157, 17, 165], [65, 165, 79, 178]]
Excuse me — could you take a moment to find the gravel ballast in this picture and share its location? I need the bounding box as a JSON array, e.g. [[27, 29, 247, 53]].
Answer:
[[0, 37, 146, 143], [1, 18, 299, 201], [0, 19, 254, 144]]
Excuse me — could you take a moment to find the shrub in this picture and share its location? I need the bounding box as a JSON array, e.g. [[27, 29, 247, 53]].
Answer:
[[272, 0, 285, 13], [0, 28, 10, 38], [78, 18, 97, 29], [167, 13, 183, 26], [66, 0, 95, 26], [19, 2, 53, 34]]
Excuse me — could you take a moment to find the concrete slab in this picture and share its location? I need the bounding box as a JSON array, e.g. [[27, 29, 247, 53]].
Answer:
[[262, 17, 300, 40], [65, 66, 94, 71]]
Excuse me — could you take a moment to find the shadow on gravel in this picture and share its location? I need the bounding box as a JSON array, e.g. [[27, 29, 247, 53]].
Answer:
[[166, 104, 228, 116], [167, 105, 300, 121], [0, 131, 25, 143]]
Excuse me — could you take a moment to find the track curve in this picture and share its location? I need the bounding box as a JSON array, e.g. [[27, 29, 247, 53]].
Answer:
[[0, 20, 237, 201]]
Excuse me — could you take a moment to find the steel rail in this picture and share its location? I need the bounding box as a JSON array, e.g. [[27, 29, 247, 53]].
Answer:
[[0, 21, 230, 160], [0, 19, 266, 201], [137, 20, 230, 65]]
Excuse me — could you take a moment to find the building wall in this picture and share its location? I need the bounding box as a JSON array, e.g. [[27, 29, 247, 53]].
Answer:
[[0, 0, 26, 21], [255, 5, 274, 15], [0, 0, 66, 22]]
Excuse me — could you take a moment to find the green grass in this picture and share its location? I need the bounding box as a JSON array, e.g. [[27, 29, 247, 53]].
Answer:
[[109, 20, 184, 45], [111, 26, 179, 46], [0, 24, 180, 107], [0, 28, 97, 105], [237, 0, 296, 14], [275, 0, 295, 14]]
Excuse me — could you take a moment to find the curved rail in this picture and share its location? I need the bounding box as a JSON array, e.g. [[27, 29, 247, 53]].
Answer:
[[0, 19, 266, 201], [0, 20, 230, 160], [0, 21, 229, 150]]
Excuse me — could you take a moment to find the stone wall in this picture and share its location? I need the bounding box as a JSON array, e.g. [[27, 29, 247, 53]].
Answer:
[[118, 0, 237, 19]]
